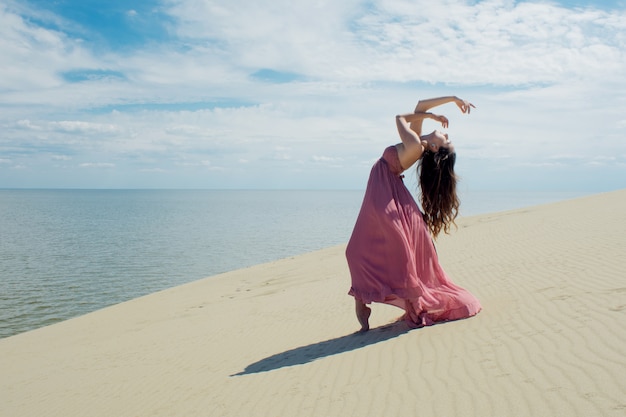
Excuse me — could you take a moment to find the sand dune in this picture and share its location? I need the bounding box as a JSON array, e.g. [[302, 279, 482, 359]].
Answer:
[[1, 189, 625, 416]]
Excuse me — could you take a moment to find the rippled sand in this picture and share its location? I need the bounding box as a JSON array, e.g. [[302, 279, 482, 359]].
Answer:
[[1, 189, 625, 416]]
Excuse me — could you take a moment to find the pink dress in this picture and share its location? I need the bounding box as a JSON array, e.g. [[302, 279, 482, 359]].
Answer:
[[346, 146, 481, 327]]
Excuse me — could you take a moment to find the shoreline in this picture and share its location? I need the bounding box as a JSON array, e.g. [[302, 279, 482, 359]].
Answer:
[[2, 188, 625, 416], [0, 189, 595, 340]]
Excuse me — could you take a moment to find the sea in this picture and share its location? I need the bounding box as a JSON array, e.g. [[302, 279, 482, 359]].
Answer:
[[0, 189, 591, 339]]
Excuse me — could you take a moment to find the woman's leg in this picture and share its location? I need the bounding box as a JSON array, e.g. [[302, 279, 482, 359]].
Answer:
[[355, 298, 371, 332]]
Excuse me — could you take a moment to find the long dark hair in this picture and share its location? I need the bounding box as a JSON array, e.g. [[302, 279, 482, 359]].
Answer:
[[418, 148, 460, 238]]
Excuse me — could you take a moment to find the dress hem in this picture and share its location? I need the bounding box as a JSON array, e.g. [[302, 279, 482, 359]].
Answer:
[[349, 288, 481, 327]]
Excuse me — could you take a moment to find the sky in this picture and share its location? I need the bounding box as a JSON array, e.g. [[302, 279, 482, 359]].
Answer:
[[1, 0, 625, 191]]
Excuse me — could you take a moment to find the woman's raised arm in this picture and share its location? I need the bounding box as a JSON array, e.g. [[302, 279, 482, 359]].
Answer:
[[414, 96, 475, 113]]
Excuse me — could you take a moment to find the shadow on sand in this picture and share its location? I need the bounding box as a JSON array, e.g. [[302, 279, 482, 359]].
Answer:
[[231, 321, 411, 376]]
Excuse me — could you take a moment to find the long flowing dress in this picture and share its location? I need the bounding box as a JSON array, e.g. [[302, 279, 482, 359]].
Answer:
[[346, 145, 481, 327]]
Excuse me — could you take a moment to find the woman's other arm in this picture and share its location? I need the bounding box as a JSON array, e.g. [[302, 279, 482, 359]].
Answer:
[[395, 112, 447, 169]]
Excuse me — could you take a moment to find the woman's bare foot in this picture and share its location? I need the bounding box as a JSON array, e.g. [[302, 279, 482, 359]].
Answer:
[[355, 299, 371, 332]]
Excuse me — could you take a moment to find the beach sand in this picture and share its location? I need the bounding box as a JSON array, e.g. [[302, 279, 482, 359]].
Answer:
[[1, 189, 625, 416]]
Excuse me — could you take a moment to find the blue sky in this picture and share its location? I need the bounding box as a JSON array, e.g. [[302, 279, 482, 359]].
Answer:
[[1, 0, 625, 191]]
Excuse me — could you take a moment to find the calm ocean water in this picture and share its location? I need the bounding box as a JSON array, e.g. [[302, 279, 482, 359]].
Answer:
[[0, 189, 589, 339]]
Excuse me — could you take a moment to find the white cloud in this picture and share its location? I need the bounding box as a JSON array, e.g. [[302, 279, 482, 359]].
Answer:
[[79, 162, 115, 168], [50, 121, 120, 134], [15, 119, 41, 130], [312, 155, 344, 163], [586, 156, 618, 166], [158, 0, 626, 85]]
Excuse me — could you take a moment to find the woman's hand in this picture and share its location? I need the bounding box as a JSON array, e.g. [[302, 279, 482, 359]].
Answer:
[[455, 98, 476, 114], [431, 114, 449, 128]]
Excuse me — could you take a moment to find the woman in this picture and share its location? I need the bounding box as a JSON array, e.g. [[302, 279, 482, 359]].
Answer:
[[346, 96, 481, 332]]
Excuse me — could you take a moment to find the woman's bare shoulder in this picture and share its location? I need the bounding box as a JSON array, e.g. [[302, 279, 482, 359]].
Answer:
[[394, 142, 423, 171]]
